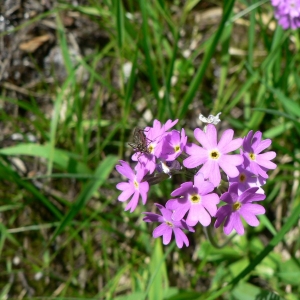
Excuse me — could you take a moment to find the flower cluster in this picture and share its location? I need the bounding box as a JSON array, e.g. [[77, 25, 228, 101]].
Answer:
[[115, 115, 277, 248], [271, 0, 300, 30]]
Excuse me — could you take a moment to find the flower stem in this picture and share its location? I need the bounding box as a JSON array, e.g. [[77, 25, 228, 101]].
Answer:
[[204, 224, 236, 249]]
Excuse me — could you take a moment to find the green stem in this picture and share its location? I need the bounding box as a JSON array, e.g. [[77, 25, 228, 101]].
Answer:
[[204, 224, 236, 249]]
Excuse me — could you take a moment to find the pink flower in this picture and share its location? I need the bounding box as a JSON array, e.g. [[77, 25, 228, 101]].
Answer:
[[166, 173, 220, 227], [242, 130, 277, 179], [143, 204, 194, 248], [183, 124, 243, 187], [214, 183, 266, 235], [229, 164, 266, 195], [271, 0, 300, 30], [116, 160, 149, 212], [160, 129, 187, 161], [132, 119, 178, 173]]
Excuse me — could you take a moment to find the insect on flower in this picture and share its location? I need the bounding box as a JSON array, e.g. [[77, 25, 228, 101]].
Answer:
[[128, 127, 151, 157]]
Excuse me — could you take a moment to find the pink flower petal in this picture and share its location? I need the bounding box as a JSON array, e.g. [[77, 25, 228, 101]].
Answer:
[[252, 131, 262, 149], [118, 187, 135, 202], [214, 205, 231, 228], [194, 128, 211, 149], [201, 193, 220, 216], [171, 182, 193, 197], [255, 139, 272, 154], [223, 212, 235, 235], [241, 203, 265, 215], [116, 161, 135, 180], [162, 227, 173, 245], [125, 190, 139, 212], [257, 151, 276, 160], [199, 159, 214, 179], [153, 223, 168, 238], [207, 161, 221, 187], [233, 213, 245, 235], [173, 228, 189, 248], [143, 212, 164, 223], [185, 205, 201, 226], [155, 203, 173, 220], [205, 124, 218, 148], [193, 172, 204, 187], [195, 181, 215, 195], [184, 144, 208, 167], [172, 203, 190, 221], [221, 137, 243, 154], [217, 129, 234, 151], [116, 182, 130, 191], [166, 198, 182, 210], [239, 209, 259, 227]]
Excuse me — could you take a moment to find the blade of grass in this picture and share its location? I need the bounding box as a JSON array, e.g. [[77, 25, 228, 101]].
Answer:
[[143, 241, 175, 300], [178, 0, 236, 119], [139, 0, 160, 104], [48, 155, 118, 245], [0, 143, 92, 174], [0, 159, 62, 219]]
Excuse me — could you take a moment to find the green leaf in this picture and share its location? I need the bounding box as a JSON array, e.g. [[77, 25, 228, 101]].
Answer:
[[0, 143, 92, 174], [148, 239, 167, 300]]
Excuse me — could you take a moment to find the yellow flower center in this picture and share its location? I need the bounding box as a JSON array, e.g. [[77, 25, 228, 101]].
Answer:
[[190, 194, 201, 204], [239, 173, 246, 183], [148, 144, 155, 154], [209, 150, 220, 160], [134, 180, 139, 189], [249, 152, 256, 161], [232, 202, 241, 211], [165, 221, 173, 227], [174, 145, 180, 153]]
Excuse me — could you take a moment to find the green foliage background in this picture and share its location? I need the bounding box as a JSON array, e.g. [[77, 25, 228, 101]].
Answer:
[[0, 0, 300, 299]]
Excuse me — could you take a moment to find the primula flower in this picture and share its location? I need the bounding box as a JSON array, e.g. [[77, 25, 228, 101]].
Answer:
[[116, 160, 149, 212], [143, 203, 194, 248], [160, 129, 187, 161], [242, 130, 277, 179], [229, 165, 266, 195], [166, 173, 220, 226], [271, 0, 300, 30], [214, 183, 266, 235], [132, 119, 178, 173], [183, 124, 243, 187]]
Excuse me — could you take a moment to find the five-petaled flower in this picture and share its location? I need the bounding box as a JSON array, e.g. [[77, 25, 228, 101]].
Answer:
[[214, 183, 266, 235], [183, 124, 243, 187], [166, 173, 220, 226], [242, 130, 277, 179], [143, 203, 194, 248], [116, 160, 149, 212]]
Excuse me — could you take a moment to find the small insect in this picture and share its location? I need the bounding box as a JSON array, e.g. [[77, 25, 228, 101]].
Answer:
[[128, 127, 151, 156]]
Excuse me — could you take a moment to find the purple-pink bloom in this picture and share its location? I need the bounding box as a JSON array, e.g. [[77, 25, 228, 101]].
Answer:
[[143, 203, 194, 248], [183, 124, 243, 187], [116, 160, 149, 212], [132, 119, 178, 174], [242, 130, 277, 179], [271, 0, 300, 30], [166, 173, 220, 227], [160, 129, 187, 161], [229, 165, 266, 195], [214, 183, 266, 235]]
